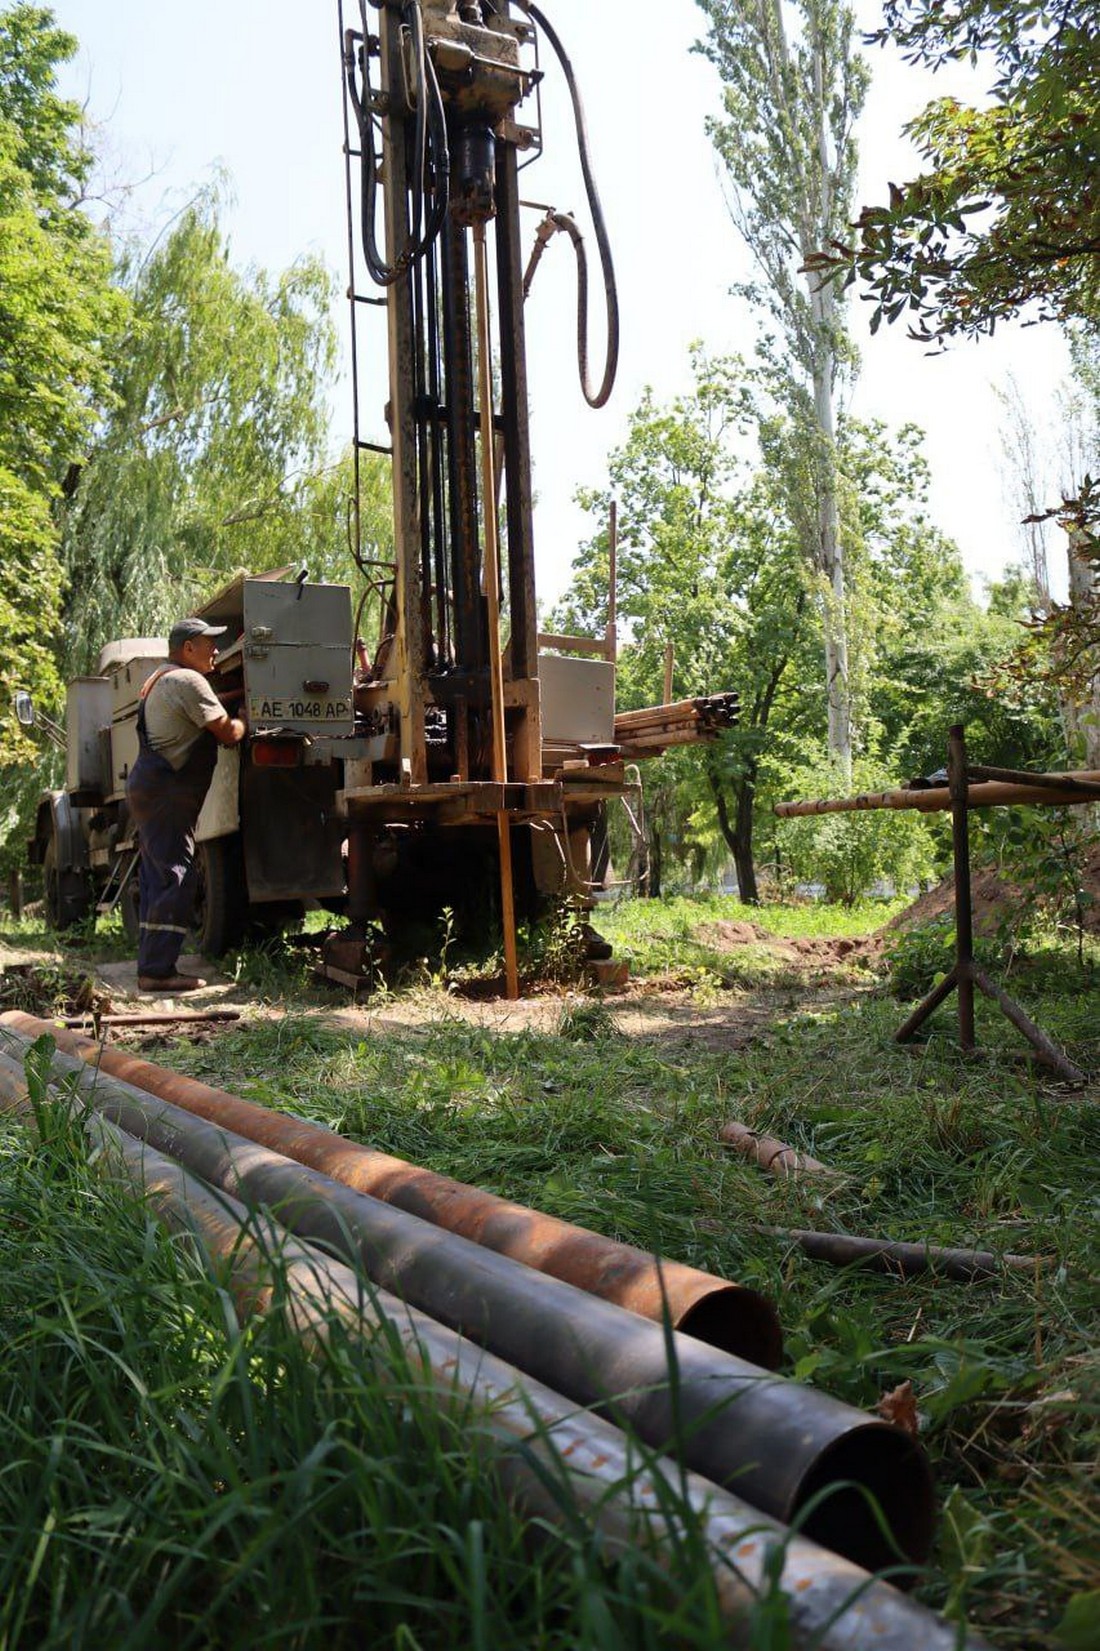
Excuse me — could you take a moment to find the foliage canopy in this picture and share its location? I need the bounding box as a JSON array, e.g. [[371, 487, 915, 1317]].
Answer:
[[0, 4, 123, 835], [821, 1, 1100, 341]]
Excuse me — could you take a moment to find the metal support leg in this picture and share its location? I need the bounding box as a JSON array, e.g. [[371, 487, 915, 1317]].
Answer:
[[948, 724, 976, 1050], [896, 724, 1084, 1081]]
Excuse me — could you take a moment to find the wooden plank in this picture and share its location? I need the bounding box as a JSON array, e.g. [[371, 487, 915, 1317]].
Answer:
[[537, 632, 615, 659]]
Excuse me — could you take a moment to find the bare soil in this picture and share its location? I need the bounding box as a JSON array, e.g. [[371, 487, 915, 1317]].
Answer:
[[881, 839, 1100, 939], [6, 845, 1098, 1058], [0, 934, 868, 1060], [696, 919, 872, 965]]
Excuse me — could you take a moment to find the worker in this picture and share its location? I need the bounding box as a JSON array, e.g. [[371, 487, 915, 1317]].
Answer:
[[127, 618, 246, 992]]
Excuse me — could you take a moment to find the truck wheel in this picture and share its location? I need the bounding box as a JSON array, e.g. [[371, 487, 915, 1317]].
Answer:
[[191, 836, 247, 957], [42, 835, 92, 931], [120, 866, 141, 943]]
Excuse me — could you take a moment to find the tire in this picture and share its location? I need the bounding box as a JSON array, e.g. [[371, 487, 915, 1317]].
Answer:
[[41, 834, 92, 931], [120, 860, 141, 944], [190, 835, 248, 957], [247, 899, 306, 939]]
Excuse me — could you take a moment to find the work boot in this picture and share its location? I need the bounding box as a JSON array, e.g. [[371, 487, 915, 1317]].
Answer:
[[137, 972, 208, 993]]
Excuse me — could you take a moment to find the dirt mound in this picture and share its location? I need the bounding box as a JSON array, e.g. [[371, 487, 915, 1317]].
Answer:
[[882, 870, 1013, 938], [697, 920, 774, 950], [697, 920, 875, 965], [883, 839, 1100, 940]]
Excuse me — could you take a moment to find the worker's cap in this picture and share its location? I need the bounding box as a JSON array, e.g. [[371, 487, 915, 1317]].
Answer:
[[168, 617, 227, 651]]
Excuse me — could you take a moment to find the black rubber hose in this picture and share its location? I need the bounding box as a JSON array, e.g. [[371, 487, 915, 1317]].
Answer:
[[523, 209, 603, 407], [405, 0, 428, 251], [350, 0, 449, 287], [511, 0, 619, 407]]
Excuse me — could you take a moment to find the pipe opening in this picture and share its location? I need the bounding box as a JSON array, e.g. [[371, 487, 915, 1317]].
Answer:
[[794, 1424, 936, 1575], [676, 1287, 784, 1370]]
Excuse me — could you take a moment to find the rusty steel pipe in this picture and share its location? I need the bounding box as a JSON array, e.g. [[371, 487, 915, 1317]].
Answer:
[[43, 1106, 979, 1650], [0, 1011, 780, 1364], [755, 1227, 1047, 1282], [0, 1035, 935, 1574]]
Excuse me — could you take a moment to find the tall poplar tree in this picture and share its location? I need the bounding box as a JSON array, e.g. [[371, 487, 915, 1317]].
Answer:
[[695, 0, 868, 781]]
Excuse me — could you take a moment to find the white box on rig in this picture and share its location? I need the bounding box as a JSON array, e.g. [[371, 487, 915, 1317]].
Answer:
[[538, 653, 615, 744]]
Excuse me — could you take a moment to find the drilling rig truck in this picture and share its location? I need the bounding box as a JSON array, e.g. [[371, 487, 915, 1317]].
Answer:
[[21, 0, 737, 989]]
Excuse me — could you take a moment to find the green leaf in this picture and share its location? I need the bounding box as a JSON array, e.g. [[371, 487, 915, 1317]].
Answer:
[[1054, 1591, 1100, 1651]]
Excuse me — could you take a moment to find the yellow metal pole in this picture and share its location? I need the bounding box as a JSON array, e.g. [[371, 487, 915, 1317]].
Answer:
[[473, 220, 519, 1000], [606, 499, 617, 662]]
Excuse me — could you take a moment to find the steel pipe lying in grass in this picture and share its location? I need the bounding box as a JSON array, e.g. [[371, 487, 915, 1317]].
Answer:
[[0, 1033, 934, 1575], [67, 1113, 982, 1651], [756, 1227, 1049, 1282], [0, 1012, 780, 1364]]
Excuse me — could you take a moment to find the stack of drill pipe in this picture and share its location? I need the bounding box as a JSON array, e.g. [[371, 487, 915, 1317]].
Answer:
[[0, 1011, 779, 1363], [0, 1069, 984, 1651], [614, 693, 739, 758], [775, 770, 1100, 817], [0, 1026, 934, 1577]]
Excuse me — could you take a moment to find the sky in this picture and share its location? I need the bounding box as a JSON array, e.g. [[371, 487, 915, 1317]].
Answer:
[[55, 0, 1072, 607]]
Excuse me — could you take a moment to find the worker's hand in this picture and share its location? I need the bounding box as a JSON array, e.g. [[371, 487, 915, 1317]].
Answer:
[[209, 714, 247, 748]]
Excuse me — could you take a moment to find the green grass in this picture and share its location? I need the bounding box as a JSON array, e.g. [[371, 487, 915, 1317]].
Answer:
[[590, 891, 904, 991], [1, 894, 1098, 1647], [0, 907, 134, 961], [0, 1099, 765, 1651], [600, 891, 909, 944]]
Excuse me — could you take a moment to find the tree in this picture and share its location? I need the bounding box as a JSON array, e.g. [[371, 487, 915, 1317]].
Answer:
[[59, 194, 344, 669], [555, 352, 996, 901], [996, 375, 1054, 608], [553, 352, 822, 902], [826, 1, 1100, 343], [0, 6, 123, 864], [696, 0, 869, 780]]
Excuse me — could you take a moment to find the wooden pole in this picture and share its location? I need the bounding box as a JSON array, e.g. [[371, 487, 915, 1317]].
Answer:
[[663, 642, 674, 706], [886, 727, 1085, 1081], [948, 725, 976, 1050], [606, 500, 617, 663], [776, 771, 1100, 817], [968, 763, 1100, 797], [473, 221, 519, 1000]]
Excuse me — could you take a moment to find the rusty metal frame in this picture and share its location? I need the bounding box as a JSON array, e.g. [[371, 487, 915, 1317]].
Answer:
[[893, 726, 1085, 1082]]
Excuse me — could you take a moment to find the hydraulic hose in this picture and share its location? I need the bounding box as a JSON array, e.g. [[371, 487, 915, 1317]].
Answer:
[[512, 0, 619, 407], [347, 0, 450, 287]]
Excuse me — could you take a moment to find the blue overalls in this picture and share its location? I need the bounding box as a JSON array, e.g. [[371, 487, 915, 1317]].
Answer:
[[126, 669, 219, 979]]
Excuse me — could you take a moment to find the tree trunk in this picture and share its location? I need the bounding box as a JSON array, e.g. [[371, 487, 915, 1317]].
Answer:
[[813, 355, 850, 781], [808, 41, 851, 785], [1062, 523, 1100, 767], [647, 826, 663, 900], [712, 773, 758, 905]]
